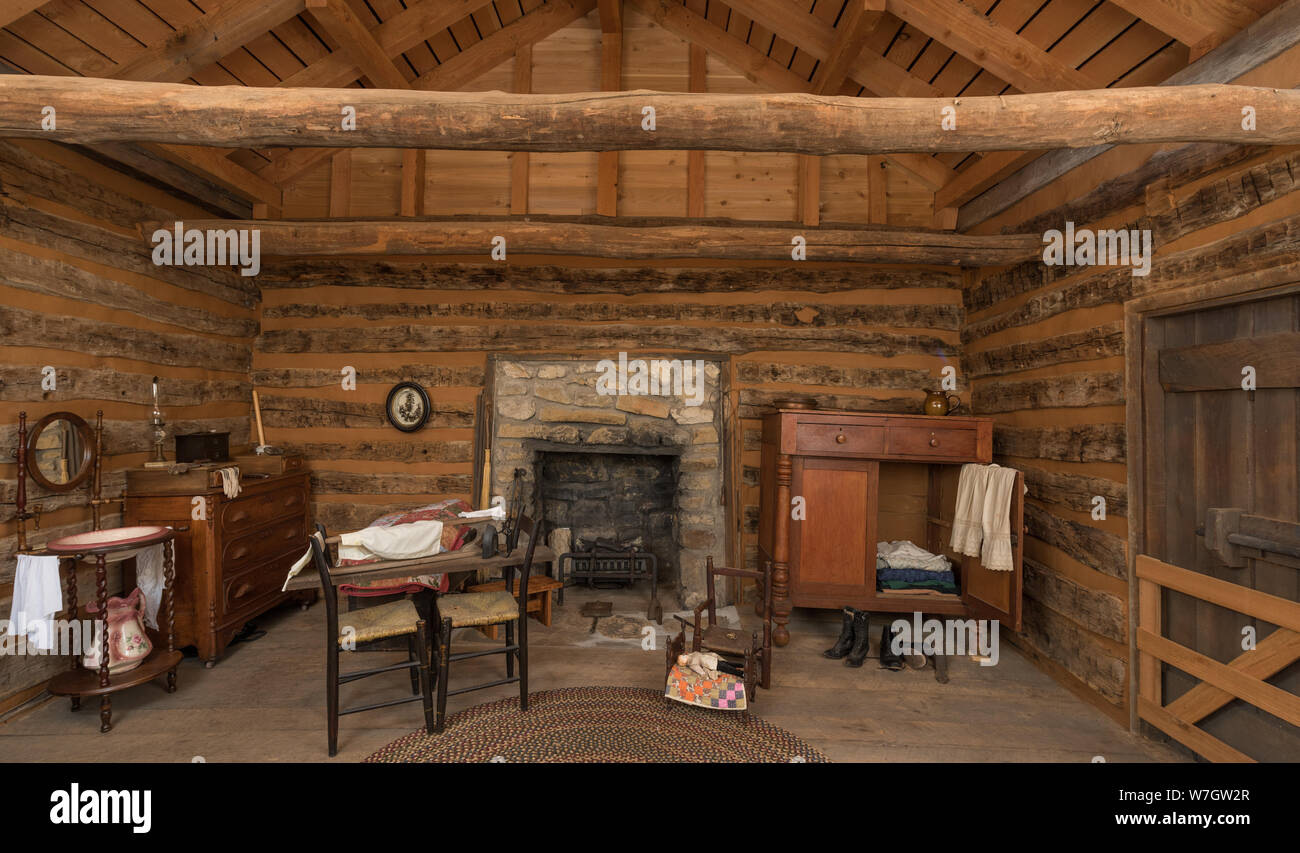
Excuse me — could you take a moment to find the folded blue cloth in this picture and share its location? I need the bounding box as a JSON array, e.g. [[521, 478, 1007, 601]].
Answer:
[[876, 567, 956, 584]]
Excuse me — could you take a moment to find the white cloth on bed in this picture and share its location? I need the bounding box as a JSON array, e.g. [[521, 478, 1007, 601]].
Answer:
[[337, 519, 445, 564]]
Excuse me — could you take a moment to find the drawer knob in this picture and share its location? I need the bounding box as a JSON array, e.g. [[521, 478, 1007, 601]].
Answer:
[[835, 433, 847, 444], [929, 432, 939, 447]]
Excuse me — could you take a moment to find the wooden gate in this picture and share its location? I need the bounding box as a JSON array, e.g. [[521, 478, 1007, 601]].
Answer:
[[1137, 554, 1300, 762]]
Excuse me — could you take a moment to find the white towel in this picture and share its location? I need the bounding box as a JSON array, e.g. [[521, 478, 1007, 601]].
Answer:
[[337, 519, 444, 564], [135, 545, 165, 629], [281, 533, 320, 593], [950, 463, 992, 557], [981, 466, 1020, 571], [8, 555, 63, 651]]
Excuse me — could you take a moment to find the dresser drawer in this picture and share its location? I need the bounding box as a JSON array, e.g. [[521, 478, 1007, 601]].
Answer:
[[221, 549, 300, 618], [795, 423, 885, 455], [886, 426, 978, 459], [219, 483, 307, 536], [222, 516, 305, 575]]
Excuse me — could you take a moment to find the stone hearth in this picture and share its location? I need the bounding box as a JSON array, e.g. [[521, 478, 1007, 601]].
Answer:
[[490, 356, 725, 606]]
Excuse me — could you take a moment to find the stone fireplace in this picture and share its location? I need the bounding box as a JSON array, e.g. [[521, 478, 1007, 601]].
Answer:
[[489, 356, 726, 606]]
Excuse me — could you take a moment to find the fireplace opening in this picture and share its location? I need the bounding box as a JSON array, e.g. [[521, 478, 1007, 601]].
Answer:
[[535, 449, 680, 593]]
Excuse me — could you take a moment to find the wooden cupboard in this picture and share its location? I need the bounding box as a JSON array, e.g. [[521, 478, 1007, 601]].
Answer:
[[757, 409, 1023, 646]]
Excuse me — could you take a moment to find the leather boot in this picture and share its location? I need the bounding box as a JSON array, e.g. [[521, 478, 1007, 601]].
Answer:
[[879, 623, 905, 671], [822, 607, 857, 659], [845, 610, 872, 667]]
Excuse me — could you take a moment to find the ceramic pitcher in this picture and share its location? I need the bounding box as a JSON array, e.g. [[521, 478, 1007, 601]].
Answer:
[[923, 390, 962, 416], [83, 587, 152, 674]]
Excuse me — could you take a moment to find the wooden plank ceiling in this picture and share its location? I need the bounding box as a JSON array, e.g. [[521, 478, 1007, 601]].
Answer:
[[0, 0, 1282, 225]]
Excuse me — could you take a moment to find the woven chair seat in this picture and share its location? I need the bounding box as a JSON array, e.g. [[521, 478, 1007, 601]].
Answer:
[[337, 599, 421, 645], [439, 590, 520, 628], [701, 624, 753, 657]]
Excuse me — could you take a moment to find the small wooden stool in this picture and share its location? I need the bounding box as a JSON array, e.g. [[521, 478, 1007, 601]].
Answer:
[[466, 575, 563, 639]]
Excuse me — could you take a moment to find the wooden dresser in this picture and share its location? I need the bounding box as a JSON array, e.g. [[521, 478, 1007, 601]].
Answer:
[[757, 409, 1023, 646], [124, 471, 312, 665]]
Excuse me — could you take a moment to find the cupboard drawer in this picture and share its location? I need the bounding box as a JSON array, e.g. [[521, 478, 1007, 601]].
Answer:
[[219, 483, 307, 535], [795, 423, 885, 455], [221, 549, 299, 617], [222, 516, 305, 575], [886, 426, 977, 458]]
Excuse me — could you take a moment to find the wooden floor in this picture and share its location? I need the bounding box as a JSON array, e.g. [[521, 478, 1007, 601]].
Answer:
[[0, 586, 1182, 762]]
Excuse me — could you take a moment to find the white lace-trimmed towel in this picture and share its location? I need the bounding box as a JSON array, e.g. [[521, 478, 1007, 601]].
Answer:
[[950, 463, 992, 557], [134, 545, 165, 629], [8, 555, 63, 651], [980, 466, 1020, 572], [336, 519, 445, 564]]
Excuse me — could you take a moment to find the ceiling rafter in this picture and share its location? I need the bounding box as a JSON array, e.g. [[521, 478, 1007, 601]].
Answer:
[[628, 0, 955, 189], [1106, 0, 1222, 59], [0, 1, 44, 30], [112, 0, 306, 83], [882, 0, 1102, 93], [259, 0, 596, 187]]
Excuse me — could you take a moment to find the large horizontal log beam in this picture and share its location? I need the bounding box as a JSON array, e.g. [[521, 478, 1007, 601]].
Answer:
[[4, 77, 1299, 153], [138, 217, 1042, 265]]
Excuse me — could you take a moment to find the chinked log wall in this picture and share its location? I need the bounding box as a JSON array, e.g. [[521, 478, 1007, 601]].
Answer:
[[0, 140, 257, 710], [963, 126, 1300, 720], [254, 259, 965, 555]]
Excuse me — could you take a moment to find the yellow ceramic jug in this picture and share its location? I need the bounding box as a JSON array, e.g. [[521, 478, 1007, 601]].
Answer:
[[923, 390, 962, 416]]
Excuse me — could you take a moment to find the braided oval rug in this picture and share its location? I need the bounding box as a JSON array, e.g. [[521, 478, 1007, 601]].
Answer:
[[364, 686, 828, 763]]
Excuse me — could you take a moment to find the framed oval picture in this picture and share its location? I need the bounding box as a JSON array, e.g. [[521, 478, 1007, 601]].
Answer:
[[385, 382, 430, 432]]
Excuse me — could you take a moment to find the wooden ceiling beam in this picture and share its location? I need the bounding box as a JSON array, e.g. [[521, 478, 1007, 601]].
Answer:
[[11, 77, 1296, 152], [135, 216, 1044, 265], [884, 0, 1101, 93], [111, 0, 307, 83], [959, 0, 1300, 229], [627, 0, 953, 189]]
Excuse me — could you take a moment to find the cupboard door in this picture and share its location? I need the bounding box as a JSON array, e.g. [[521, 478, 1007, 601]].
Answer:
[[789, 456, 877, 607], [962, 470, 1024, 631]]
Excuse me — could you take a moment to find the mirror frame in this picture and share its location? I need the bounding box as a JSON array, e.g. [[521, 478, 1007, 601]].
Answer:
[[26, 411, 95, 492]]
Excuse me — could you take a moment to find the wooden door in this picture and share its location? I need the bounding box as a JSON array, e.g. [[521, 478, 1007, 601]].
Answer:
[[789, 456, 877, 608], [961, 470, 1025, 632], [1140, 290, 1300, 760]]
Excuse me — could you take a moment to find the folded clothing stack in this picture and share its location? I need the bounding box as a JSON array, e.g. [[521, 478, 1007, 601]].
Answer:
[[875, 540, 958, 595]]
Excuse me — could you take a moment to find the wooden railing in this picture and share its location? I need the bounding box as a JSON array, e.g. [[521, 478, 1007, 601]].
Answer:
[[1136, 554, 1300, 762]]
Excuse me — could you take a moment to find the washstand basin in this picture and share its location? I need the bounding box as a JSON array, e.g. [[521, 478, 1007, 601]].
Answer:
[[46, 525, 170, 554]]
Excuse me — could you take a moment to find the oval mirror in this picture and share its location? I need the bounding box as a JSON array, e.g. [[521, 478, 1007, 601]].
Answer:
[[26, 411, 95, 492]]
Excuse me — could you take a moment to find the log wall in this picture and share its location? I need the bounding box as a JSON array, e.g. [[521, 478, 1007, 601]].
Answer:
[[962, 44, 1300, 721], [255, 257, 964, 552], [0, 140, 257, 710]]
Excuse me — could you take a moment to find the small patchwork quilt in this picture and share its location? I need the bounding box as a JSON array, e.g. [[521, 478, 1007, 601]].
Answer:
[[665, 664, 747, 711]]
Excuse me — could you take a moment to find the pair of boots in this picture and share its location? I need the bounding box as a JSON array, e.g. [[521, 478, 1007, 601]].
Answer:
[[823, 607, 906, 670]]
